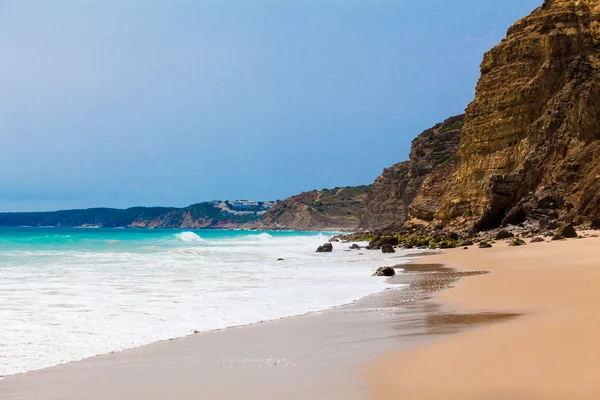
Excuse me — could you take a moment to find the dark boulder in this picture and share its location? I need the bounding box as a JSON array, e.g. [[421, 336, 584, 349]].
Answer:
[[460, 240, 474, 246], [316, 243, 333, 253], [530, 237, 545, 243], [367, 236, 399, 250], [277, 258, 284, 261], [447, 232, 460, 240], [478, 242, 492, 248], [349, 243, 361, 250], [495, 230, 514, 240], [381, 244, 396, 254], [373, 266, 395, 277], [432, 233, 446, 243], [375, 237, 400, 247], [557, 223, 577, 238]]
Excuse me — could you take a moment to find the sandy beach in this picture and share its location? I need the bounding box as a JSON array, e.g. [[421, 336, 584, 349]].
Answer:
[[368, 234, 600, 400]]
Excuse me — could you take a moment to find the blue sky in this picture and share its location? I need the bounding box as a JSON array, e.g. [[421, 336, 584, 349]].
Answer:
[[0, 0, 541, 211]]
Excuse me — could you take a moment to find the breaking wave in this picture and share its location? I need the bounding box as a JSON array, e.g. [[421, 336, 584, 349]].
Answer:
[[174, 232, 205, 242]]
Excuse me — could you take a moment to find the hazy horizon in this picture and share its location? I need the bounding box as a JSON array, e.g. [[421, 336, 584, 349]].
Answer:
[[1, 0, 541, 212]]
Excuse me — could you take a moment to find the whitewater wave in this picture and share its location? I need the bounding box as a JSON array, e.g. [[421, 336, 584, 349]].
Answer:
[[256, 232, 273, 241], [0, 227, 415, 377], [315, 233, 332, 241], [244, 232, 273, 241], [174, 232, 205, 243]]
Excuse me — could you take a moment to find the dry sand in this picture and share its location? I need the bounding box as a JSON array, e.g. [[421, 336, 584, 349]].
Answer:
[[368, 234, 600, 400]]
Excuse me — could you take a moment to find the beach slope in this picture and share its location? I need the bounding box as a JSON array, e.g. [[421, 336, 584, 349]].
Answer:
[[369, 235, 600, 400]]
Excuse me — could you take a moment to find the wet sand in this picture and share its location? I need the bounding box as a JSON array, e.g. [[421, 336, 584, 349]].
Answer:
[[368, 235, 600, 400], [0, 258, 512, 400]]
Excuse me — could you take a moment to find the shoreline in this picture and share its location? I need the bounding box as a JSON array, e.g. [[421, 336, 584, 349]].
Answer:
[[0, 247, 418, 380], [368, 233, 600, 399], [0, 277, 403, 381], [0, 253, 504, 400], [0, 230, 396, 379]]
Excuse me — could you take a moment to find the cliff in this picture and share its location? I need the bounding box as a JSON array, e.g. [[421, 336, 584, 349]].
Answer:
[[368, 0, 600, 235], [261, 186, 371, 230], [360, 115, 463, 230], [0, 201, 273, 229], [421, 0, 600, 231]]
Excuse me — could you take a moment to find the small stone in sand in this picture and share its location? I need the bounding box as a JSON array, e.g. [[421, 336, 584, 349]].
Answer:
[[508, 238, 526, 247], [373, 266, 395, 277], [478, 242, 492, 248], [530, 237, 545, 243], [557, 223, 578, 238]]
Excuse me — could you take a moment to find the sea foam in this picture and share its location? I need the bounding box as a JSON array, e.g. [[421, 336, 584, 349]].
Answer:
[[245, 232, 273, 241], [174, 231, 205, 242], [0, 228, 412, 377]]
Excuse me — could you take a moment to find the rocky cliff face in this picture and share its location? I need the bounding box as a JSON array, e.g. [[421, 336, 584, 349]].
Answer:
[[261, 186, 371, 230], [411, 0, 600, 231], [360, 115, 463, 230]]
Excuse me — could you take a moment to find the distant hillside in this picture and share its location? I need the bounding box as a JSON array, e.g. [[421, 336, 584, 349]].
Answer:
[[261, 186, 371, 230], [0, 189, 373, 230], [0, 200, 273, 229]]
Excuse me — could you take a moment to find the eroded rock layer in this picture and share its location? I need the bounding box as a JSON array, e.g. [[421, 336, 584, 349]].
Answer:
[[416, 0, 600, 230], [360, 115, 463, 230]]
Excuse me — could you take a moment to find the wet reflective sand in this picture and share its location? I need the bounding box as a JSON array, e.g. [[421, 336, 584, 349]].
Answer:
[[0, 260, 516, 400]]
